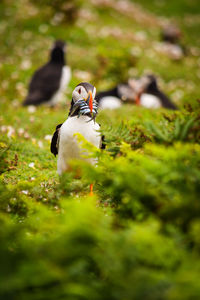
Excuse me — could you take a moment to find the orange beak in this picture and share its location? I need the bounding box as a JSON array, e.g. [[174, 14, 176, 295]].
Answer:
[[135, 94, 141, 106], [87, 90, 93, 113]]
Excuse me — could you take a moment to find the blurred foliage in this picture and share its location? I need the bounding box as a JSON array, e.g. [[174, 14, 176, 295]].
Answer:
[[0, 142, 10, 174]]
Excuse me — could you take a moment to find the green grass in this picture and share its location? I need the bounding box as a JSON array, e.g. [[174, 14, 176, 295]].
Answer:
[[0, 0, 200, 299]]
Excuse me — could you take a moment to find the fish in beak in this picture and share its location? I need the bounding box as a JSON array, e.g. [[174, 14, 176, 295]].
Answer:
[[70, 90, 97, 121], [85, 90, 93, 116]]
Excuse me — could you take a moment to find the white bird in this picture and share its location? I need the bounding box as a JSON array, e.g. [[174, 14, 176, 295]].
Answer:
[[51, 82, 104, 193]]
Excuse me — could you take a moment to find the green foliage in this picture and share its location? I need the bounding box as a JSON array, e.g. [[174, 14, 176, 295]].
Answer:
[[1, 198, 200, 300], [101, 122, 151, 156], [146, 112, 199, 144], [76, 142, 200, 231], [0, 142, 10, 174]]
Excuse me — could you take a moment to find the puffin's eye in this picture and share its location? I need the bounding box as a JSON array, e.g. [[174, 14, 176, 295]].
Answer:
[[78, 88, 81, 94]]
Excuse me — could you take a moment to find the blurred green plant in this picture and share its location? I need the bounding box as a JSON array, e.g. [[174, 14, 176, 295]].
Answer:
[[75, 141, 200, 233], [0, 142, 10, 174], [1, 197, 200, 300], [146, 114, 198, 144]]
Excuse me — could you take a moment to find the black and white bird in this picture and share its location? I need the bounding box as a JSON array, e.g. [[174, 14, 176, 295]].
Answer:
[[51, 82, 103, 183], [160, 25, 185, 60], [96, 74, 177, 110], [95, 83, 136, 110], [128, 75, 177, 109], [23, 40, 71, 106]]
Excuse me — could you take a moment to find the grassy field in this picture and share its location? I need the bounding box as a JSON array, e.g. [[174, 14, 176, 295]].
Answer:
[[0, 0, 200, 299]]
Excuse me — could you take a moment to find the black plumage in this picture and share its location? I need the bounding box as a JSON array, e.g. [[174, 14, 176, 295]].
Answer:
[[143, 75, 177, 110], [50, 124, 62, 157], [23, 40, 67, 106], [95, 87, 119, 103]]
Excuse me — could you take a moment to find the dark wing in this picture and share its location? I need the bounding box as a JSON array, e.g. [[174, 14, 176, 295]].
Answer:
[[98, 123, 106, 150], [156, 90, 178, 110], [95, 86, 119, 103], [50, 124, 62, 156], [23, 62, 62, 106], [101, 135, 106, 149]]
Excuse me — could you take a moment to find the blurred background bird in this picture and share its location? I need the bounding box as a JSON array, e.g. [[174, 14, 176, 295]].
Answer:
[[96, 74, 177, 110], [23, 40, 71, 106], [160, 25, 185, 60]]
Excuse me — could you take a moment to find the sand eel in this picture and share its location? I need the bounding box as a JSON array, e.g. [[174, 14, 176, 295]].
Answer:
[[51, 82, 103, 194], [23, 40, 71, 106]]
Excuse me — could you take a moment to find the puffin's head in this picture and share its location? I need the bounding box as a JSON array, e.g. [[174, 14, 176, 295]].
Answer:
[[70, 82, 98, 120], [129, 74, 158, 94], [128, 74, 158, 105], [72, 82, 96, 103], [50, 40, 66, 62]]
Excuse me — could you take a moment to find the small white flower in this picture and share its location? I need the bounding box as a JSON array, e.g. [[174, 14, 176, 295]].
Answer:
[[7, 126, 15, 138], [38, 140, 43, 148], [24, 132, 30, 139], [22, 190, 28, 195], [18, 128, 25, 136], [7, 205, 11, 212], [39, 24, 48, 33], [44, 135, 52, 141], [1, 125, 7, 133], [28, 162, 35, 168], [135, 31, 147, 41], [28, 106, 36, 113], [20, 59, 32, 70], [130, 46, 142, 57]]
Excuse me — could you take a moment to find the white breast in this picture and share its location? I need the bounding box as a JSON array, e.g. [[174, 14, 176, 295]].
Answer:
[[140, 93, 161, 109], [59, 66, 71, 91], [99, 96, 122, 110], [49, 66, 71, 106], [57, 116, 101, 175]]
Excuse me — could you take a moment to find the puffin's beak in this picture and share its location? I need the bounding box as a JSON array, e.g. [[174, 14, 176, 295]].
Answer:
[[135, 94, 141, 106], [85, 90, 93, 114]]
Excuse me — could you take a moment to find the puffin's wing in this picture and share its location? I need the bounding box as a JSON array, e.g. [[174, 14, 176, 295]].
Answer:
[[100, 135, 106, 149], [157, 91, 178, 110], [23, 63, 62, 106], [50, 124, 63, 156], [98, 123, 106, 150], [95, 86, 119, 103]]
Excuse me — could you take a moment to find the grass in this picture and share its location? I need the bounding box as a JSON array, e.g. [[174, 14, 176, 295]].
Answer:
[[0, 0, 200, 299]]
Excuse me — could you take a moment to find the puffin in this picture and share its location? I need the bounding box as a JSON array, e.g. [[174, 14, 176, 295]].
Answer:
[[128, 75, 177, 109], [23, 40, 71, 106], [51, 82, 103, 194], [96, 74, 177, 110], [160, 25, 185, 60], [161, 25, 182, 44]]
